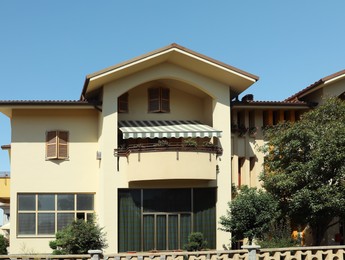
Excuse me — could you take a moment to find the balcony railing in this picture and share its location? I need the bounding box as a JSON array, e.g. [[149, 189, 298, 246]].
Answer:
[[114, 142, 223, 157]]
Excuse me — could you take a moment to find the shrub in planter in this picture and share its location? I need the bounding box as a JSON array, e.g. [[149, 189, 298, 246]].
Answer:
[[184, 232, 207, 251]]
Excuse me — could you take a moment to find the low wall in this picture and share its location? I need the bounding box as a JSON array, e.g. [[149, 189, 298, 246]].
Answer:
[[1, 246, 345, 260]]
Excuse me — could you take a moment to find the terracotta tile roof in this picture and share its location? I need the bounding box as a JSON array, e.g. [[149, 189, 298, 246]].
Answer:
[[231, 99, 310, 108], [0, 100, 99, 106], [285, 69, 345, 101]]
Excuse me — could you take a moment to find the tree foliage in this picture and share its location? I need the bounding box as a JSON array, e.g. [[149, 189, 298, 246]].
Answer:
[[0, 234, 8, 255], [49, 218, 107, 254], [260, 97, 345, 245], [219, 186, 279, 244]]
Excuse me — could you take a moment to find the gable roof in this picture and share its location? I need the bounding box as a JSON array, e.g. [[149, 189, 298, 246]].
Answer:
[[285, 69, 345, 101], [81, 43, 259, 99]]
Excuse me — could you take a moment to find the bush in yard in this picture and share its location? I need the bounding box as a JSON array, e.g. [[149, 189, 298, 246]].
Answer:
[[219, 186, 279, 245], [258, 218, 299, 248], [0, 234, 9, 255], [184, 232, 208, 251], [49, 218, 107, 254]]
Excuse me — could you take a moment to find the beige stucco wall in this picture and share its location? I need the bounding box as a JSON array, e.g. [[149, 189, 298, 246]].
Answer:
[[9, 109, 99, 254], [302, 79, 345, 105], [119, 80, 212, 123], [124, 151, 218, 182], [231, 108, 265, 190], [323, 80, 345, 101]]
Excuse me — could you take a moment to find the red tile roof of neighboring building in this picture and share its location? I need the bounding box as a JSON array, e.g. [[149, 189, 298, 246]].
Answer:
[[285, 69, 345, 101], [231, 99, 310, 108]]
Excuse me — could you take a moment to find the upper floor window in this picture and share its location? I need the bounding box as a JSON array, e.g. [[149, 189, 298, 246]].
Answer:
[[118, 93, 129, 113], [46, 130, 69, 160], [148, 87, 170, 113]]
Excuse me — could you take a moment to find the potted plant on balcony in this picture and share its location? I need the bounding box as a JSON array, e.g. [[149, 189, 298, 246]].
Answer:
[[249, 126, 258, 137], [157, 139, 169, 147], [202, 141, 213, 147], [238, 124, 248, 137], [183, 138, 197, 148], [231, 122, 239, 133], [202, 141, 216, 152]]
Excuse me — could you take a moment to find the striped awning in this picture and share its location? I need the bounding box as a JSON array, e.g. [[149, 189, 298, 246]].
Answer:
[[118, 120, 222, 139]]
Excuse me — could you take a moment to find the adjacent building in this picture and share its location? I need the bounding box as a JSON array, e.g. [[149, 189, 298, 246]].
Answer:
[[0, 44, 344, 253]]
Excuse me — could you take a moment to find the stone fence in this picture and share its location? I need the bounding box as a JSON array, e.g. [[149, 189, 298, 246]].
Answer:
[[1, 246, 345, 260]]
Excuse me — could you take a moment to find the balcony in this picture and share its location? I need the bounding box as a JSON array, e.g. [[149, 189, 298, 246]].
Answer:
[[0, 172, 10, 203], [114, 142, 222, 182]]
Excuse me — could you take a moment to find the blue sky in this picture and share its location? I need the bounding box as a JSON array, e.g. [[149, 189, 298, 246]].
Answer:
[[0, 0, 345, 172]]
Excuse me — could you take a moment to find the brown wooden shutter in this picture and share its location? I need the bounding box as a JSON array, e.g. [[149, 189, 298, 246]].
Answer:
[[160, 88, 170, 112], [148, 88, 160, 112], [118, 93, 129, 113], [46, 131, 58, 159], [57, 131, 69, 159]]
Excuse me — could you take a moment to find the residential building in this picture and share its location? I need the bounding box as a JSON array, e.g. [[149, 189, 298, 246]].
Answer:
[[230, 69, 345, 191], [0, 44, 344, 253]]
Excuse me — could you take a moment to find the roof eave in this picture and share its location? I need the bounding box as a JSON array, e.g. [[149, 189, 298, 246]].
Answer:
[[0, 101, 100, 117], [231, 101, 310, 110], [81, 43, 259, 97]]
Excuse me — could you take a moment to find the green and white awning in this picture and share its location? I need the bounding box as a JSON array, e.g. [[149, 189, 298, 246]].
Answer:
[[118, 120, 222, 139]]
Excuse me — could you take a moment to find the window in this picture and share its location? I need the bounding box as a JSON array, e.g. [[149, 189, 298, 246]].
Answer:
[[118, 188, 216, 252], [238, 157, 245, 187], [17, 193, 94, 236], [148, 87, 170, 113], [118, 93, 129, 113], [46, 131, 69, 160]]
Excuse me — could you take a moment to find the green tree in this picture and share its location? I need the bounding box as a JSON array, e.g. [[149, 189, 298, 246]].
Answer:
[[0, 234, 9, 255], [219, 186, 279, 245], [49, 218, 107, 254], [260, 97, 345, 245]]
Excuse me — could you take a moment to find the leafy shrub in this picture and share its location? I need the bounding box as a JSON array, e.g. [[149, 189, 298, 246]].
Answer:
[[184, 232, 207, 251], [0, 234, 9, 255], [258, 219, 299, 248], [49, 218, 107, 254], [219, 186, 279, 245]]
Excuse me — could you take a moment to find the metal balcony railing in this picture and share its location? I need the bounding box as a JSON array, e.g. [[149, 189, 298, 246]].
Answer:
[[114, 142, 222, 157]]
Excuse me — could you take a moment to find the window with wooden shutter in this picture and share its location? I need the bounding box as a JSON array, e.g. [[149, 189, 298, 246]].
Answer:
[[118, 93, 129, 113], [46, 130, 69, 160], [148, 87, 170, 113]]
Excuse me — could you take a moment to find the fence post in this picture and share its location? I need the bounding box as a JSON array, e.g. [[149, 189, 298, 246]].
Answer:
[[89, 249, 103, 260], [242, 245, 260, 260]]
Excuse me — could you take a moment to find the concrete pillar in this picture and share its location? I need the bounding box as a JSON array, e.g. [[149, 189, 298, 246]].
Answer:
[[242, 245, 261, 260], [88, 249, 103, 260]]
